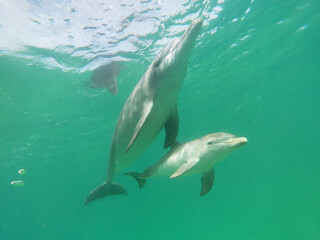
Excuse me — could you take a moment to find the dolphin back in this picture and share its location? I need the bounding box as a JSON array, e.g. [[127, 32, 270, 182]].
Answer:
[[84, 181, 127, 206]]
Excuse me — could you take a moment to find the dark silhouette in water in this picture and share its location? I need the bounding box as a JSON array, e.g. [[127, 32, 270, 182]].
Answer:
[[85, 61, 121, 95]]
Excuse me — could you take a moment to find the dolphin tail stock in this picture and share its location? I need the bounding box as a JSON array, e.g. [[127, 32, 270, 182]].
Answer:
[[123, 172, 146, 189], [84, 181, 127, 206]]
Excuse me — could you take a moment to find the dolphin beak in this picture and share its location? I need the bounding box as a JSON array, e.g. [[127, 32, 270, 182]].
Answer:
[[191, 18, 203, 31], [221, 137, 248, 148], [179, 18, 203, 47], [172, 18, 203, 61], [232, 137, 248, 147]]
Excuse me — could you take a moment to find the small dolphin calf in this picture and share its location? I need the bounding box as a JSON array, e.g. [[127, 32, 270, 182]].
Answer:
[[125, 133, 247, 196], [84, 18, 203, 205]]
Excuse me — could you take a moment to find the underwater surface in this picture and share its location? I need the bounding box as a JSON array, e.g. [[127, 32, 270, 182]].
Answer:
[[0, 0, 319, 239]]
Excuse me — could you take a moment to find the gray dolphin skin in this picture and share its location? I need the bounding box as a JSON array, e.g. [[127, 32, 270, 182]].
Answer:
[[85, 61, 121, 95], [125, 133, 247, 196], [84, 18, 203, 206]]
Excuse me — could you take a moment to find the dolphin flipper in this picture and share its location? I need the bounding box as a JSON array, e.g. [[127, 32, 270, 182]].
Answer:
[[123, 172, 146, 188], [200, 167, 215, 196], [164, 106, 179, 148], [105, 76, 118, 95], [126, 101, 153, 153], [84, 181, 127, 206], [170, 157, 200, 178]]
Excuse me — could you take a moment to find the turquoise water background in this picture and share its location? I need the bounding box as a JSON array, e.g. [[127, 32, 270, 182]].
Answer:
[[1, 0, 319, 239]]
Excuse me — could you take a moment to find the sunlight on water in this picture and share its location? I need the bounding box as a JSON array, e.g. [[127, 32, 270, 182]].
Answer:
[[0, 0, 225, 72]]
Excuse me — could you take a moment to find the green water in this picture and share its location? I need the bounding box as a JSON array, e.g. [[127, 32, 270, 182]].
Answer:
[[1, 0, 320, 239]]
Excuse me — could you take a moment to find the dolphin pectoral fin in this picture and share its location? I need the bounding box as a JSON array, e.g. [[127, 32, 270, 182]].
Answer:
[[170, 158, 199, 178], [106, 76, 118, 95], [200, 167, 215, 196], [84, 181, 127, 206], [164, 107, 179, 148], [126, 102, 153, 153], [123, 172, 146, 188]]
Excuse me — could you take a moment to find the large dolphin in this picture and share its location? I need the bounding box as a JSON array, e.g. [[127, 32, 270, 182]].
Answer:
[[84, 18, 203, 205], [125, 133, 247, 196]]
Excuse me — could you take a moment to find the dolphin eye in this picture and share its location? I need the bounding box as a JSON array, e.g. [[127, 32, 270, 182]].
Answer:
[[207, 141, 213, 145]]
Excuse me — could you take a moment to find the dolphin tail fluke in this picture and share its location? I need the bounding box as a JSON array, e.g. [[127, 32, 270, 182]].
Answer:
[[84, 181, 127, 206], [123, 172, 146, 189]]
